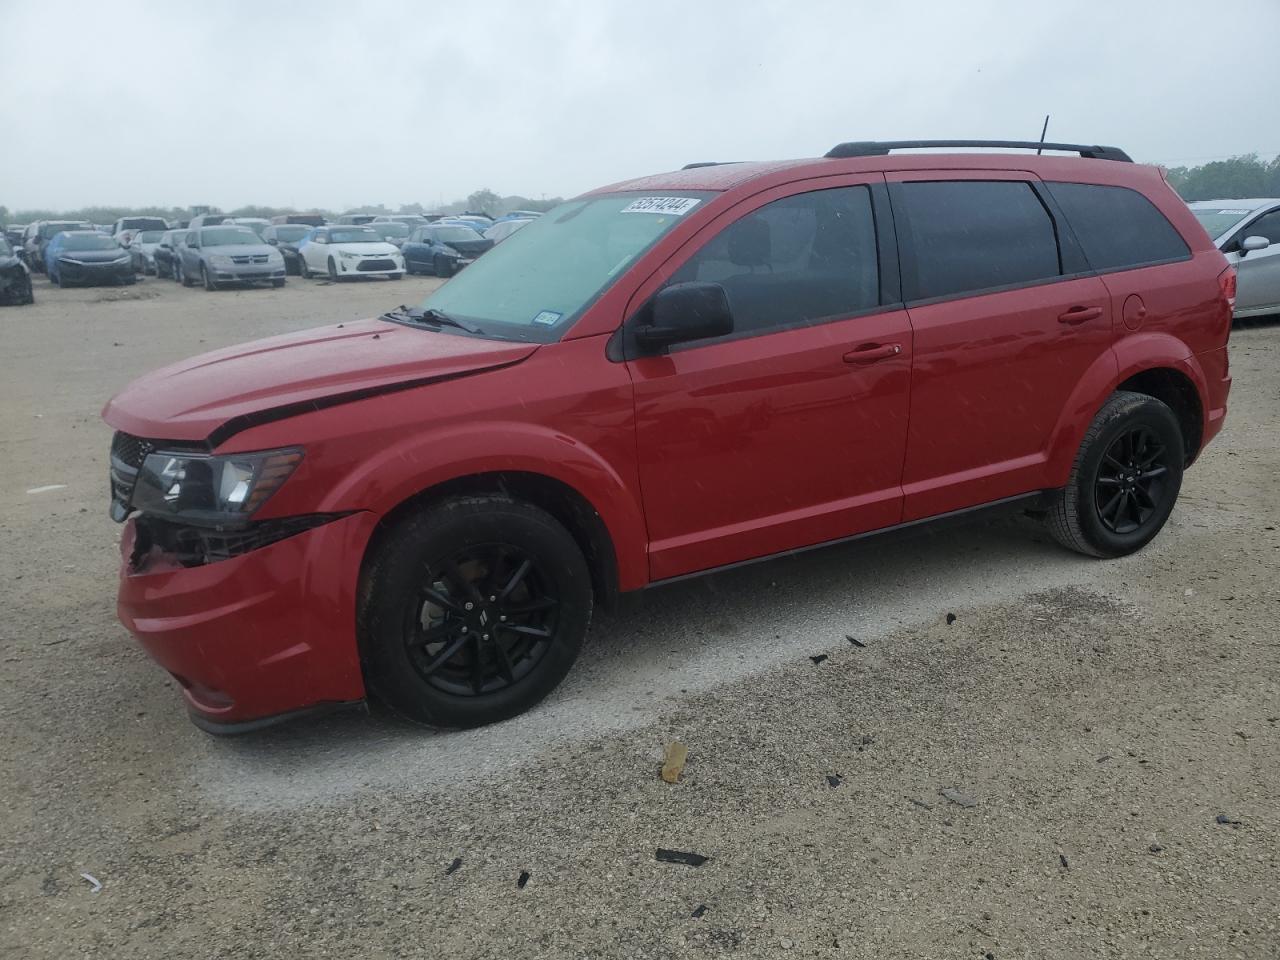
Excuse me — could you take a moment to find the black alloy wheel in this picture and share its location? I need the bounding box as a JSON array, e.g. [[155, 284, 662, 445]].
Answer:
[[1093, 426, 1171, 534], [407, 544, 559, 697], [361, 496, 593, 728]]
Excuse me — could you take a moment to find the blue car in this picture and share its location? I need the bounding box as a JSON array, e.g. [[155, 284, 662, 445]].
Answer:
[[402, 223, 494, 277], [45, 231, 135, 287]]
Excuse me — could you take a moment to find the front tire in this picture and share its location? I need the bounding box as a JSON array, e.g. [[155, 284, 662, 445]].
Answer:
[[202, 265, 216, 291], [272, 278, 286, 288], [327, 257, 339, 282], [180, 261, 193, 287], [1046, 390, 1184, 558], [434, 255, 454, 278], [360, 496, 593, 729]]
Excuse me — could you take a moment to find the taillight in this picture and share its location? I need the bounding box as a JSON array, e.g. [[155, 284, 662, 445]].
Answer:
[[1219, 266, 1237, 309]]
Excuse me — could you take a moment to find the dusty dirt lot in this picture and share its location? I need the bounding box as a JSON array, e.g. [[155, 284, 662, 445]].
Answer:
[[2, 272, 1277, 958]]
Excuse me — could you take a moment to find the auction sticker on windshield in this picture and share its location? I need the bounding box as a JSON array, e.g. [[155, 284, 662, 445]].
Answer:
[[620, 197, 701, 216]]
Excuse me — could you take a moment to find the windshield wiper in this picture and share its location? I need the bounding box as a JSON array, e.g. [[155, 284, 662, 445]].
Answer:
[[380, 305, 484, 335]]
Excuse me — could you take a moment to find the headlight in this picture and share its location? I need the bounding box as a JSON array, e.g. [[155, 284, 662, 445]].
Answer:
[[266, 249, 283, 262], [339, 250, 360, 259], [442, 246, 461, 258], [114, 254, 132, 264], [208, 254, 234, 268], [130, 448, 303, 527]]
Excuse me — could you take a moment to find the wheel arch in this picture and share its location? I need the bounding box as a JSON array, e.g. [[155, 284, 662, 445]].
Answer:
[[1114, 367, 1203, 464], [359, 470, 623, 610]]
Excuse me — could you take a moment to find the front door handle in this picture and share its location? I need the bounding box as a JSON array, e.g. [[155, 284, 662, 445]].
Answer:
[[843, 342, 902, 364], [1058, 305, 1103, 324]]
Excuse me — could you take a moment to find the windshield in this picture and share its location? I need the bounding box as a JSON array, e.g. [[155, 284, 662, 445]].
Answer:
[[434, 226, 483, 243], [200, 227, 261, 246], [136, 231, 165, 243], [420, 192, 710, 338], [60, 234, 122, 251], [42, 222, 88, 238], [274, 225, 310, 241], [372, 223, 410, 239], [234, 220, 269, 236], [331, 228, 381, 243], [1191, 208, 1252, 239]]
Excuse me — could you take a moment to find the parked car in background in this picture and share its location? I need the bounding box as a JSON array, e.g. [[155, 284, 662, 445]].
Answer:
[[0, 236, 34, 305], [100, 140, 1233, 732], [23, 220, 92, 271], [483, 217, 534, 245], [4, 225, 25, 246], [402, 222, 494, 276], [178, 225, 286, 291], [227, 217, 271, 237], [335, 213, 377, 225], [127, 229, 168, 275], [45, 231, 134, 287], [297, 224, 405, 281], [187, 213, 231, 230], [372, 214, 429, 228], [152, 229, 186, 279], [271, 213, 328, 227], [1188, 199, 1280, 319], [452, 215, 494, 231], [368, 221, 411, 248], [495, 210, 543, 221], [262, 223, 311, 275], [111, 216, 169, 245]]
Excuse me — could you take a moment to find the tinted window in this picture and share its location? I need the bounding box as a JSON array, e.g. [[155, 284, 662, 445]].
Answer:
[[671, 185, 879, 336], [1238, 209, 1280, 246], [896, 181, 1060, 300], [1046, 182, 1189, 271]]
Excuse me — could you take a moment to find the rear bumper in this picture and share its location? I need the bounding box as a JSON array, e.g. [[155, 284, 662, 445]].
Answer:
[[117, 511, 377, 728]]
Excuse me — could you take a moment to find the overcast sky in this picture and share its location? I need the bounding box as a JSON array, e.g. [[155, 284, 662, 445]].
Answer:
[[2, 0, 1277, 213]]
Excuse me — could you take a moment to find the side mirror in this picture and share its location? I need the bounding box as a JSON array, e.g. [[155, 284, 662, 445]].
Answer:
[[1239, 235, 1270, 257], [266, 238, 278, 245], [636, 281, 733, 352]]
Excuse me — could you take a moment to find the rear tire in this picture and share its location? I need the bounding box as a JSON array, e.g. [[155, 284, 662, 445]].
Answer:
[[360, 496, 593, 729], [1046, 390, 1184, 558]]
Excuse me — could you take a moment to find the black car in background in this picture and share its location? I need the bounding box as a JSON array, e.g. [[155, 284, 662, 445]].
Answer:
[[0, 236, 34, 305], [262, 223, 310, 275], [152, 229, 187, 279], [45, 231, 135, 287], [401, 223, 494, 276]]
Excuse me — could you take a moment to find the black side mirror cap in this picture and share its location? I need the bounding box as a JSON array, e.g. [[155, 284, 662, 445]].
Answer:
[[635, 281, 734, 352]]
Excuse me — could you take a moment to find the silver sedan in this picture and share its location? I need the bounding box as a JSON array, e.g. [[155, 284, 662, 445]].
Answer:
[[1188, 199, 1280, 319]]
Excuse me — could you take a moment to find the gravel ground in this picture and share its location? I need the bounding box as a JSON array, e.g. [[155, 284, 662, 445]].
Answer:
[[2, 274, 1277, 958]]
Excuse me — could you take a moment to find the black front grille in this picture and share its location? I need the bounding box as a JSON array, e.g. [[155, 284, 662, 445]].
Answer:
[[109, 431, 154, 522], [111, 431, 151, 470], [357, 258, 396, 272], [231, 255, 270, 265]]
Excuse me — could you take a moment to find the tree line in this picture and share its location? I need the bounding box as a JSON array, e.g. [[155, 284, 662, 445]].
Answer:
[[6, 156, 1279, 227], [0, 189, 562, 228]]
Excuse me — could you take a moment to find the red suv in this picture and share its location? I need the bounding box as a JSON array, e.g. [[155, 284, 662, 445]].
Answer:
[[103, 140, 1233, 733]]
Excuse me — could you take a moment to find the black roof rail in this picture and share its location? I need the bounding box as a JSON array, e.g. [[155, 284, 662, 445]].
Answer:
[[682, 161, 739, 170], [824, 140, 1133, 162]]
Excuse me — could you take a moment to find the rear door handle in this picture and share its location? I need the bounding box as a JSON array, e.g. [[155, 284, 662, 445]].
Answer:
[[1058, 305, 1103, 324], [843, 342, 902, 364]]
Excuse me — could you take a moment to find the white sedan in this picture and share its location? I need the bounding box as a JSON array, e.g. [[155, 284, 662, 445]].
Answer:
[[297, 225, 405, 281]]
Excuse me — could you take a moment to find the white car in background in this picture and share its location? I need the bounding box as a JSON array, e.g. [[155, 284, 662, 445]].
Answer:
[[483, 217, 535, 245], [126, 229, 167, 274], [296, 224, 405, 281], [227, 217, 271, 237], [1188, 198, 1280, 319]]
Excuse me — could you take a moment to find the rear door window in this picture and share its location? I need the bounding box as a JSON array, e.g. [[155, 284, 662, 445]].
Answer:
[[894, 180, 1061, 301], [1046, 181, 1190, 270], [670, 185, 880, 337]]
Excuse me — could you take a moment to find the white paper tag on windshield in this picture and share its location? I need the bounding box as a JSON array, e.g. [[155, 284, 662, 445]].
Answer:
[[532, 311, 562, 325], [620, 197, 701, 216]]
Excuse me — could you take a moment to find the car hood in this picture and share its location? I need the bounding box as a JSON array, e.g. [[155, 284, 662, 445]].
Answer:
[[445, 238, 493, 255], [102, 317, 539, 444], [330, 241, 401, 256], [57, 249, 129, 263]]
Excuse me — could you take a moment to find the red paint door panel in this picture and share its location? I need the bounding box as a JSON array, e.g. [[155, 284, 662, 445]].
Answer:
[[901, 275, 1114, 519], [629, 311, 912, 580]]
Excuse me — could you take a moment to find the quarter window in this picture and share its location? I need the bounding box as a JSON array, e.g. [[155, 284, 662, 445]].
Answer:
[[670, 185, 880, 337], [896, 180, 1061, 301], [1046, 181, 1190, 270]]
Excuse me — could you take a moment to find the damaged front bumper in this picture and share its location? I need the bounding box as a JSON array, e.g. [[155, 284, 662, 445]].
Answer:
[[116, 510, 377, 732]]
